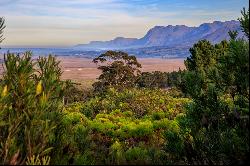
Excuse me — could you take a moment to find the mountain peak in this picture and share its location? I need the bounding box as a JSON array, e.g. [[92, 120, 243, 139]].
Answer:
[[76, 20, 244, 49]]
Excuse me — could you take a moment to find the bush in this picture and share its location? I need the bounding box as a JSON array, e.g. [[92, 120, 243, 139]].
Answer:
[[0, 52, 66, 165], [62, 88, 191, 165]]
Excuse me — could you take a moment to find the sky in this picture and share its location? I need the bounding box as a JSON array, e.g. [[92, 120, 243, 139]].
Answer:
[[0, 0, 249, 47]]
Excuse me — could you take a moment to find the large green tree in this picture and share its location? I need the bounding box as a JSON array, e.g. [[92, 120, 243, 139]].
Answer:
[[184, 39, 228, 73], [184, 40, 216, 72], [92, 51, 141, 93], [179, 7, 249, 164], [238, 7, 249, 39]]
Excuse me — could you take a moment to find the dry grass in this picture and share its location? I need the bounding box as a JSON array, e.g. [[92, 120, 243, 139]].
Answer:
[[57, 56, 185, 81], [0, 55, 185, 88]]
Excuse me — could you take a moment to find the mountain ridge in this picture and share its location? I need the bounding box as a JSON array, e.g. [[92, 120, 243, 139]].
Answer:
[[75, 20, 245, 50]]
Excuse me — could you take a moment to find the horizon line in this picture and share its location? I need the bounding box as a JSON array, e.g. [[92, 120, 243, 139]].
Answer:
[[1, 19, 240, 48]]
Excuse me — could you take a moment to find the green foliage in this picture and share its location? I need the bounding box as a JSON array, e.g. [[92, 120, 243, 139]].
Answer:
[[184, 40, 228, 73], [166, 69, 184, 88], [79, 88, 190, 119], [238, 7, 249, 38], [0, 52, 66, 164], [185, 40, 215, 71], [178, 8, 249, 164], [63, 80, 90, 104], [136, 71, 168, 88], [109, 141, 125, 165], [136, 69, 186, 92], [26, 155, 50, 165], [217, 36, 249, 98], [60, 88, 190, 165], [163, 130, 184, 160], [228, 30, 238, 40], [125, 147, 150, 165], [50, 109, 91, 165], [92, 51, 142, 93], [0, 7, 249, 165]]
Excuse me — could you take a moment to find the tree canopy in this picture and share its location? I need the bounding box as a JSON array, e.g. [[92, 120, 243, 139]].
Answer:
[[92, 50, 142, 93]]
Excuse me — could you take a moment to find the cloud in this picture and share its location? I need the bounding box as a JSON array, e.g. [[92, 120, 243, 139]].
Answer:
[[0, 0, 248, 46]]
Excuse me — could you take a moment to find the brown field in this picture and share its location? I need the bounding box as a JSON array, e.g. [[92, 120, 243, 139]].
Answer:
[[0, 56, 185, 86], [57, 57, 185, 81]]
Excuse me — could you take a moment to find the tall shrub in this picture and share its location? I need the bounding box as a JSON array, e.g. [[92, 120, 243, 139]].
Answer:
[[0, 52, 65, 164]]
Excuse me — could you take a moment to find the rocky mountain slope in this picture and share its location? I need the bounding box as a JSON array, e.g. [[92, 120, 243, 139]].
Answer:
[[75, 20, 244, 50]]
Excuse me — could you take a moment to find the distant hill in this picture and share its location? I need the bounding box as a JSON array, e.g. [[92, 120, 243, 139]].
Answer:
[[2, 20, 245, 59], [75, 20, 245, 50]]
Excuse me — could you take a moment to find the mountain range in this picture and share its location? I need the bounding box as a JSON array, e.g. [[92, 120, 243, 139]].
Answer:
[[75, 20, 244, 50], [2, 20, 244, 59]]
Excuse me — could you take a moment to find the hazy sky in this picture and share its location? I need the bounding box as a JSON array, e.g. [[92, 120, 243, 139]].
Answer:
[[0, 0, 248, 47]]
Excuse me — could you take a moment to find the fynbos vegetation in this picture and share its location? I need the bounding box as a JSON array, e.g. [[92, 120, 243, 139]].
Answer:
[[0, 7, 249, 165]]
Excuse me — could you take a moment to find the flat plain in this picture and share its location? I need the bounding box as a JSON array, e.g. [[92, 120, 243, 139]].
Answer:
[[0, 55, 185, 84], [57, 57, 185, 81]]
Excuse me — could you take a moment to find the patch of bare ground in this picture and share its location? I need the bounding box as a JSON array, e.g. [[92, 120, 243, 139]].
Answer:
[[0, 55, 185, 88], [57, 57, 185, 81]]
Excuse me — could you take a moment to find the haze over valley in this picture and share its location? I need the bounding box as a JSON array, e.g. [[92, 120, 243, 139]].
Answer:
[[0, 20, 245, 59]]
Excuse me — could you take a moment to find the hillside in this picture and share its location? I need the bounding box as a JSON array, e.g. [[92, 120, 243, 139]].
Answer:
[[75, 20, 244, 50]]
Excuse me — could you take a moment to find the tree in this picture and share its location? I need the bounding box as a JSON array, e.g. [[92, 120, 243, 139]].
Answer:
[[179, 7, 249, 164], [136, 71, 168, 88], [184, 40, 228, 73], [183, 40, 228, 98], [92, 51, 141, 93], [217, 36, 249, 99], [215, 7, 249, 101], [238, 7, 249, 39], [184, 40, 216, 72], [0, 17, 5, 45]]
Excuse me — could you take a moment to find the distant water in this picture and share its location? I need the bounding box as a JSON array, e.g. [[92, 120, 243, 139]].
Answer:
[[0, 47, 101, 58], [0, 47, 189, 59]]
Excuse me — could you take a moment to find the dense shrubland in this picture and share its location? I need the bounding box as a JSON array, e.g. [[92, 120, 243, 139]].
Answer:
[[0, 8, 249, 165], [59, 88, 190, 165]]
